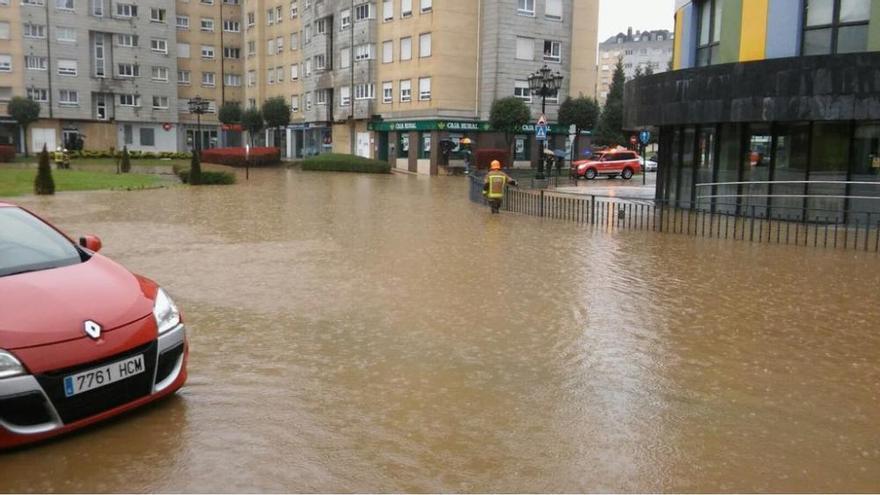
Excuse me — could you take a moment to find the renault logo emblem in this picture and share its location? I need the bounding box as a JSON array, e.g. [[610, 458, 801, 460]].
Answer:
[[84, 320, 102, 340]]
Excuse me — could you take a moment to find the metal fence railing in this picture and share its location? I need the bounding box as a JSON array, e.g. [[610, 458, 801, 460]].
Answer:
[[468, 175, 880, 253]]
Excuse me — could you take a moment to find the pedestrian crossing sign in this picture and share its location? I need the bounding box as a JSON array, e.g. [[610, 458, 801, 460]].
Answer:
[[535, 125, 548, 141]]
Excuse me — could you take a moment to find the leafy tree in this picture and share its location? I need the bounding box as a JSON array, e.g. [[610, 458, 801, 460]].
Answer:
[[242, 107, 264, 147], [633, 66, 643, 79], [489, 97, 530, 163], [645, 65, 655, 76], [558, 96, 600, 161], [597, 58, 626, 146], [8, 97, 40, 158], [34, 145, 54, 195], [218, 101, 243, 125], [189, 146, 202, 185], [261, 97, 290, 149], [120, 146, 131, 173]]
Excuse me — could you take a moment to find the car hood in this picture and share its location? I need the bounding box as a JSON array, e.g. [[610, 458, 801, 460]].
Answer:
[[0, 255, 156, 349]]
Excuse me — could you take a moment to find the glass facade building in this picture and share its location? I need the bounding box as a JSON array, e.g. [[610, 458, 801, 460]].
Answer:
[[625, 0, 880, 223]]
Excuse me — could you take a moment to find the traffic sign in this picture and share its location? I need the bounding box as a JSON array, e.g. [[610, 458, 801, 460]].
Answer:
[[639, 130, 651, 145], [537, 115, 547, 126], [535, 124, 548, 141]]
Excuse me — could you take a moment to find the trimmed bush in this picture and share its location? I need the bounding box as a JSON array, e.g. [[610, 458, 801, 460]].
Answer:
[[201, 147, 281, 167], [34, 145, 55, 195], [68, 149, 192, 160], [474, 149, 509, 170], [0, 145, 15, 163], [301, 153, 391, 174], [175, 168, 236, 185]]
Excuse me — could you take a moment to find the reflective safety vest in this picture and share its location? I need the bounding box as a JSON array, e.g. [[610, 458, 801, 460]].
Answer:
[[485, 172, 509, 200]]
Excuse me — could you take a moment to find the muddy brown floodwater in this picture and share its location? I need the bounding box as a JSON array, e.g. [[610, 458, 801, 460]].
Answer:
[[1, 168, 879, 492]]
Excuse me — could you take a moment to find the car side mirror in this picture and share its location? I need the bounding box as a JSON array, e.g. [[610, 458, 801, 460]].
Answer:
[[79, 235, 102, 253]]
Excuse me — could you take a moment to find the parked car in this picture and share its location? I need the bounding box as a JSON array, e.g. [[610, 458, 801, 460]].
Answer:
[[573, 149, 643, 180], [0, 203, 188, 449], [643, 159, 658, 172]]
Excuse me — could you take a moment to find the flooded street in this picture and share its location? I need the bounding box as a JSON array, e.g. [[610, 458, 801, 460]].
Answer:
[[2, 168, 879, 492]]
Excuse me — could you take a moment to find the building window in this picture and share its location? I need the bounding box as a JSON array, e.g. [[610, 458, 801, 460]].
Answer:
[[116, 63, 139, 78], [290, 94, 299, 112], [115, 3, 136, 17], [340, 86, 351, 106], [56, 26, 76, 42], [290, 0, 297, 18], [545, 0, 561, 20], [247, 11, 255, 27], [517, 0, 534, 16], [152, 66, 169, 81], [543, 40, 561, 63], [25, 55, 48, 70], [177, 43, 191, 58], [383, 0, 392, 20], [176, 15, 189, 29], [202, 72, 216, 86], [224, 47, 241, 59], [316, 89, 328, 105], [94, 33, 105, 76], [59, 89, 78, 105], [355, 83, 374, 100], [0, 55, 11, 72], [400, 37, 412, 60], [27, 88, 49, 102], [223, 20, 240, 32], [382, 41, 392, 63], [178, 70, 191, 85], [400, 79, 411, 102], [419, 32, 431, 57], [354, 2, 371, 20], [118, 94, 141, 106], [23, 23, 46, 38], [305, 58, 312, 75], [316, 17, 328, 34], [340, 47, 351, 68], [151, 97, 168, 110], [247, 70, 256, 86], [400, 0, 412, 17], [201, 45, 215, 58], [21, 0, 45, 5], [117, 33, 137, 47], [57, 59, 77, 76], [516, 36, 534, 60], [354, 44, 373, 61], [418, 77, 430, 100], [55, 0, 73, 10], [290, 64, 298, 80], [91, 0, 102, 16], [803, 0, 871, 55], [224, 73, 242, 86], [314, 54, 326, 70], [267, 67, 275, 84], [696, 0, 722, 66], [382, 81, 392, 103], [150, 7, 166, 22], [514, 80, 531, 102], [420, 0, 431, 12], [201, 18, 214, 31], [139, 128, 155, 146], [151, 39, 168, 54], [340, 9, 351, 29]]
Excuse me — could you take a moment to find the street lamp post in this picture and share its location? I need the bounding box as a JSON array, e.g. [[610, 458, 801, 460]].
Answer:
[[527, 65, 564, 180], [188, 96, 210, 157]]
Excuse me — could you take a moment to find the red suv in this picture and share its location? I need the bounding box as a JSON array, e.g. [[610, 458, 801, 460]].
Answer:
[[573, 150, 642, 180]]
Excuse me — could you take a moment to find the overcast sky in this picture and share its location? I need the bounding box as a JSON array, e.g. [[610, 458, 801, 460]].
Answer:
[[598, 0, 676, 42]]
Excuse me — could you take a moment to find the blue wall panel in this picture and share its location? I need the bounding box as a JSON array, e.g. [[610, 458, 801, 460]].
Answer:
[[766, 0, 804, 58]]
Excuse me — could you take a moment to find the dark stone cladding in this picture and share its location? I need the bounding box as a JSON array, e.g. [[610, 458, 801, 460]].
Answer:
[[623, 51, 880, 128]]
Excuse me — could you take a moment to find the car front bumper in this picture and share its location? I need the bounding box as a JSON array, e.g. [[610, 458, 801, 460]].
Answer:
[[0, 324, 188, 449]]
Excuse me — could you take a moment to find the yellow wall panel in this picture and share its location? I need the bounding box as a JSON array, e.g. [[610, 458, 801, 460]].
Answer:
[[739, 0, 769, 61], [673, 10, 684, 70]]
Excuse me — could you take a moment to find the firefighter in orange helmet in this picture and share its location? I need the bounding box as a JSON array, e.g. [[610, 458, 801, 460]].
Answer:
[[482, 160, 517, 214]]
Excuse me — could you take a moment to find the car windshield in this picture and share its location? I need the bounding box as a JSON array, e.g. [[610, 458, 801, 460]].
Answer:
[[0, 207, 84, 277]]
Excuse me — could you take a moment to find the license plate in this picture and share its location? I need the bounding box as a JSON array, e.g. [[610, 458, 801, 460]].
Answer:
[[63, 354, 145, 397]]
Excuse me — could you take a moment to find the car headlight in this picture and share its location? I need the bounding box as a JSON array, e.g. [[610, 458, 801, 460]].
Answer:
[[153, 288, 181, 335], [0, 350, 25, 379]]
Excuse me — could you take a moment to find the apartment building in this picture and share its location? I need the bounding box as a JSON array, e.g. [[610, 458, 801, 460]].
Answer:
[[1, 0, 182, 152], [597, 27, 673, 106], [176, 0, 245, 149], [1, 0, 599, 175]]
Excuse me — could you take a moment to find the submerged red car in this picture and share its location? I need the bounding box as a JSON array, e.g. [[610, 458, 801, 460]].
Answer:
[[573, 149, 643, 180], [0, 202, 188, 449]]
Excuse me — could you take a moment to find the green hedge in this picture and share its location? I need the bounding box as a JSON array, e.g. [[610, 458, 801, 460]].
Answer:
[[173, 166, 236, 185], [301, 153, 391, 174], [70, 150, 192, 160]]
